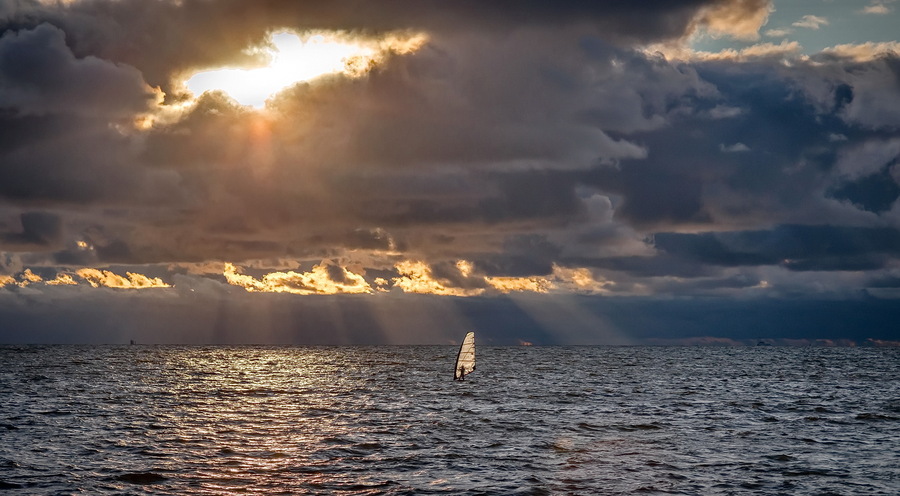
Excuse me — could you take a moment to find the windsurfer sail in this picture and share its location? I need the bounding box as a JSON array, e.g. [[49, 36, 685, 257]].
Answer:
[[454, 331, 476, 381]]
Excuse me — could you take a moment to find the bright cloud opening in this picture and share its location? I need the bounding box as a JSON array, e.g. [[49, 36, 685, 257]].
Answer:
[[185, 30, 427, 108]]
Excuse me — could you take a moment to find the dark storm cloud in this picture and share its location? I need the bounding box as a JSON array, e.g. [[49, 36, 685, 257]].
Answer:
[[343, 228, 397, 252], [654, 225, 900, 271], [809, 52, 900, 131], [478, 172, 585, 224], [829, 160, 900, 213], [0, 22, 178, 207], [578, 50, 900, 238], [1, 0, 900, 307], [474, 234, 562, 278], [0, 211, 61, 248], [2, 289, 898, 345], [0, 23, 157, 115], [124, 14, 730, 264], [264, 36, 653, 171], [576, 254, 715, 279], [0, 125, 180, 205], [0, 1, 763, 266], [1, 0, 741, 89]]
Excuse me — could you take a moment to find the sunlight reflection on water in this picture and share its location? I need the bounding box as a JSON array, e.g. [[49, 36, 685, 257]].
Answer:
[[0, 345, 898, 494]]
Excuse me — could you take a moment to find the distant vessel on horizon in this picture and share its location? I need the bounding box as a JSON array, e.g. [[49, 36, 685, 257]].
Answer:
[[454, 331, 475, 381]]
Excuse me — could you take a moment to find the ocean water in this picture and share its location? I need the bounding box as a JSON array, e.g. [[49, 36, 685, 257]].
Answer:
[[0, 345, 898, 495]]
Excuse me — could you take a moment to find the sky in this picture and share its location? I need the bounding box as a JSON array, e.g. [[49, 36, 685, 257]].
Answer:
[[1, 0, 900, 346]]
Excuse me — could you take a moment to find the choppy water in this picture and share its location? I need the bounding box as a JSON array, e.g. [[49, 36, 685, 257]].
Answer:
[[0, 345, 898, 495]]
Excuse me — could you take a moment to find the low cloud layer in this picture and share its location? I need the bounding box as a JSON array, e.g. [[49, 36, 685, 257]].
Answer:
[[1, 0, 900, 343]]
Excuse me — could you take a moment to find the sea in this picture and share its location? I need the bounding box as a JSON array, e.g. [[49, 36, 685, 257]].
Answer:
[[0, 345, 898, 495]]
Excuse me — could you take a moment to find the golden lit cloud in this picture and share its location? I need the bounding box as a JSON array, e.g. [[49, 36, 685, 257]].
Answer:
[[3, 268, 165, 289], [647, 40, 802, 62], [0, 270, 40, 288], [694, 0, 772, 41], [820, 41, 900, 61], [456, 260, 474, 278], [390, 260, 609, 296], [485, 276, 552, 293], [185, 30, 427, 108], [224, 262, 372, 294], [391, 260, 484, 297], [2, 261, 609, 296], [21, 269, 42, 285], [648, 39, 900, 64], [1, 269, 46, 288], [551, 265, 612, 294], [45, 273, 78, 286], [76, 269, 170, 289]]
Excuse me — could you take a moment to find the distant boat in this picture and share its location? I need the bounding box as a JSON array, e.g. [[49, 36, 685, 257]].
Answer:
[[454, 331, 476, 381]]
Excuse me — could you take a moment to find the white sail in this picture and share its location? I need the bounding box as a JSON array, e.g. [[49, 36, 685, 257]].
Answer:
[[454, 331, 476, 380]]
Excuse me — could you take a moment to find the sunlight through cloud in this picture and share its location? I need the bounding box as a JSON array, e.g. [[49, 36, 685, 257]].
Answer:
[[185, 30, 427, 108]]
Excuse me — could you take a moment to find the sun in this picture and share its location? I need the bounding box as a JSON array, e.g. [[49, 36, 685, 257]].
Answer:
[[185, 30, 424, 108]]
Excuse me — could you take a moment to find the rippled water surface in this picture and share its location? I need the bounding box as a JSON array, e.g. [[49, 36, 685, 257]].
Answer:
[[1, 345, 898, 494]]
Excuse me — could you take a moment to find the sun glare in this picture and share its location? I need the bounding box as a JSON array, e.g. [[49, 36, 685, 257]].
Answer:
[[185, 31, 423, 108]]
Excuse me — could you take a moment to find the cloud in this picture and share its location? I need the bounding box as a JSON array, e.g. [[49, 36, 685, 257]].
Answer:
[[0, 0, 899, 335], [833, 138, 900, 181], [0, 212, 62, 249], [792, 15, 829, 30], [184, 30, 429, 108], [44, 273, 77, 286], [549, 265, 613, 294], [0, 268, 54, 288], [0, 24, 182, 208], [0, 265, 169, 289], [75, 268, 170, 289], [484, 276, 551, 293], [861, 3, 892, 15], [720, 142, 751, 153], [391, 260, 484, 297], [387, 259, 612, 296], [652, 40, 803, 62], [4, 287, 898, 344], [208, 257, 612, 297], [224, 262, 372, 294], [808, 48, 900, 130], [0, 23, 160, 116], [818, 41, 900, 62], [653, 225, 900, 271], [764, 28, 793, 38], [694, 0, 773, 41]]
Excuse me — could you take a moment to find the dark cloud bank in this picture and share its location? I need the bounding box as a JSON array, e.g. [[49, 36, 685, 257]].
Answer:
[[1, 0, 899, 344], [3, 290, 898, 346]]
